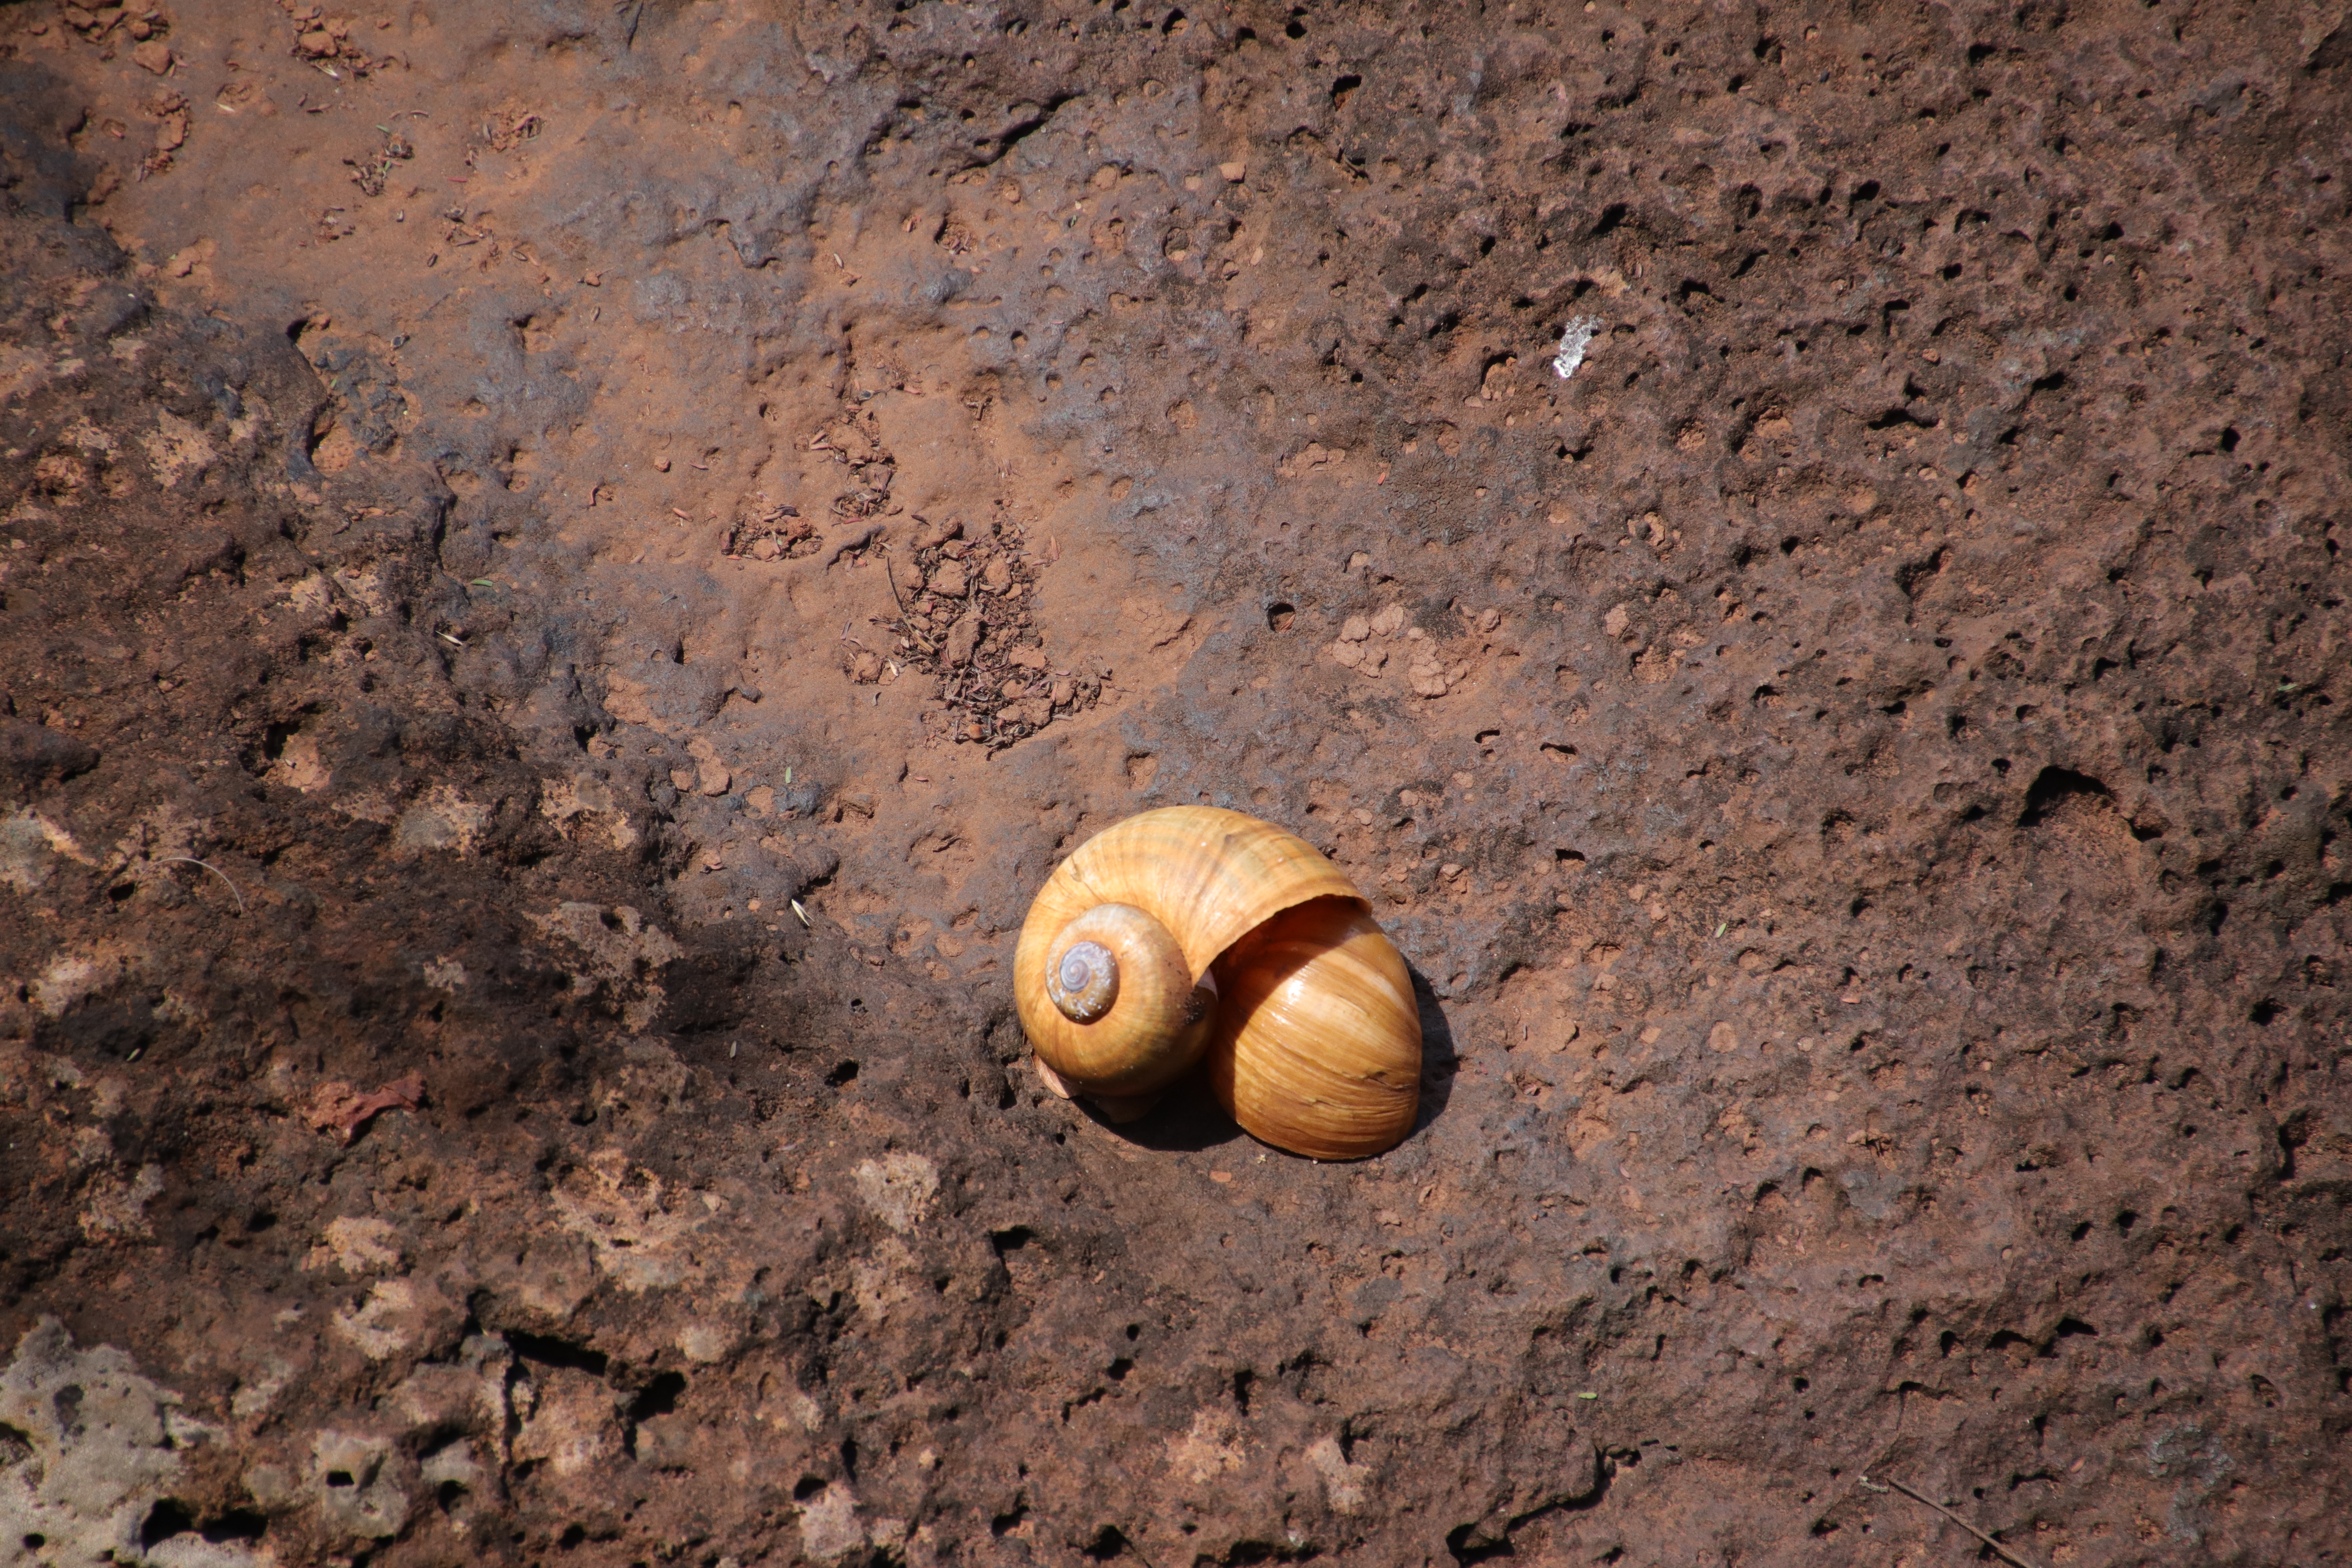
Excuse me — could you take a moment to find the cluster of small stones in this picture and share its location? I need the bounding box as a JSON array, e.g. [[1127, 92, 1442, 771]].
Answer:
[[1327, 603, 1501, 699], [56, 0, 171, 59]]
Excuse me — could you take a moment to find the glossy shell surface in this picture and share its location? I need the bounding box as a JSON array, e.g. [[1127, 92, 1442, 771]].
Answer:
[[1207, 897, 1421, 1160], [1018, 806, 1360, 977], [1015, 807, 1422, 1156], [1022, 900, 1206, 1096]]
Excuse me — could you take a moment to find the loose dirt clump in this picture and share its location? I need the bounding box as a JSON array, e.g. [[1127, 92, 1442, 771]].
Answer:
[[278, 0, 387, 76], [812, 403, 899, 522]]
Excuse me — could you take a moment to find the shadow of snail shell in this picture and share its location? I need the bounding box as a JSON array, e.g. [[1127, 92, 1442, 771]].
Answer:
[[1014, 806, 1422, 1160]]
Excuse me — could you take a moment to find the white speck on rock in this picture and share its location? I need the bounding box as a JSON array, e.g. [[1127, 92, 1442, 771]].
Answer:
[[1552, 317, 1603, 380]]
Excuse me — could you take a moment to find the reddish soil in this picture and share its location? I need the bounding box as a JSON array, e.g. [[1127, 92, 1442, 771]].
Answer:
[[3, 2, 2350, 1564]]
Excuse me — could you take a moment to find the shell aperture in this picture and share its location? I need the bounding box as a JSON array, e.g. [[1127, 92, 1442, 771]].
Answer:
[[1207, 896, 1421, 1161]]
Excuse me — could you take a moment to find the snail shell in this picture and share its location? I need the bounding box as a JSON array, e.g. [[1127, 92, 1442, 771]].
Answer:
[[1014, 806, 1422, 1160]]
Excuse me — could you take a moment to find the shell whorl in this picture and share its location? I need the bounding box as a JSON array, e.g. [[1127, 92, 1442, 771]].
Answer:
[[1015, 807, 1421, 1158], [1047, 939, 1120, 1022], [1023, 901, 1207, 1096], [1015, 808, 1358, 1100]]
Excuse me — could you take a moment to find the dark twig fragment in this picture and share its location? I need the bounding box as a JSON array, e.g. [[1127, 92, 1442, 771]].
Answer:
[[1861, 1473, 2047, 1568]]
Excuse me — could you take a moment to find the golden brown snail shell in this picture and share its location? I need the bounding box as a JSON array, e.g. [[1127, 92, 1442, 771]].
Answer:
[[1013, 806, 1422, 1160]]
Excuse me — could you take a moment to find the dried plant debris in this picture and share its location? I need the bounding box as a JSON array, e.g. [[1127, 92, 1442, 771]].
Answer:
[[856, 514, 1101, 748], [345, 127, 414, 197], [726, 397, 904, 560], [726, 499, 815, 561], [483, 105, 544, 153], [438, 205, 495, 251]]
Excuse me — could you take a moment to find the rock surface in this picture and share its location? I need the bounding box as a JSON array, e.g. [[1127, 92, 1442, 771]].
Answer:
[[2, 2, 2349, 1565]]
